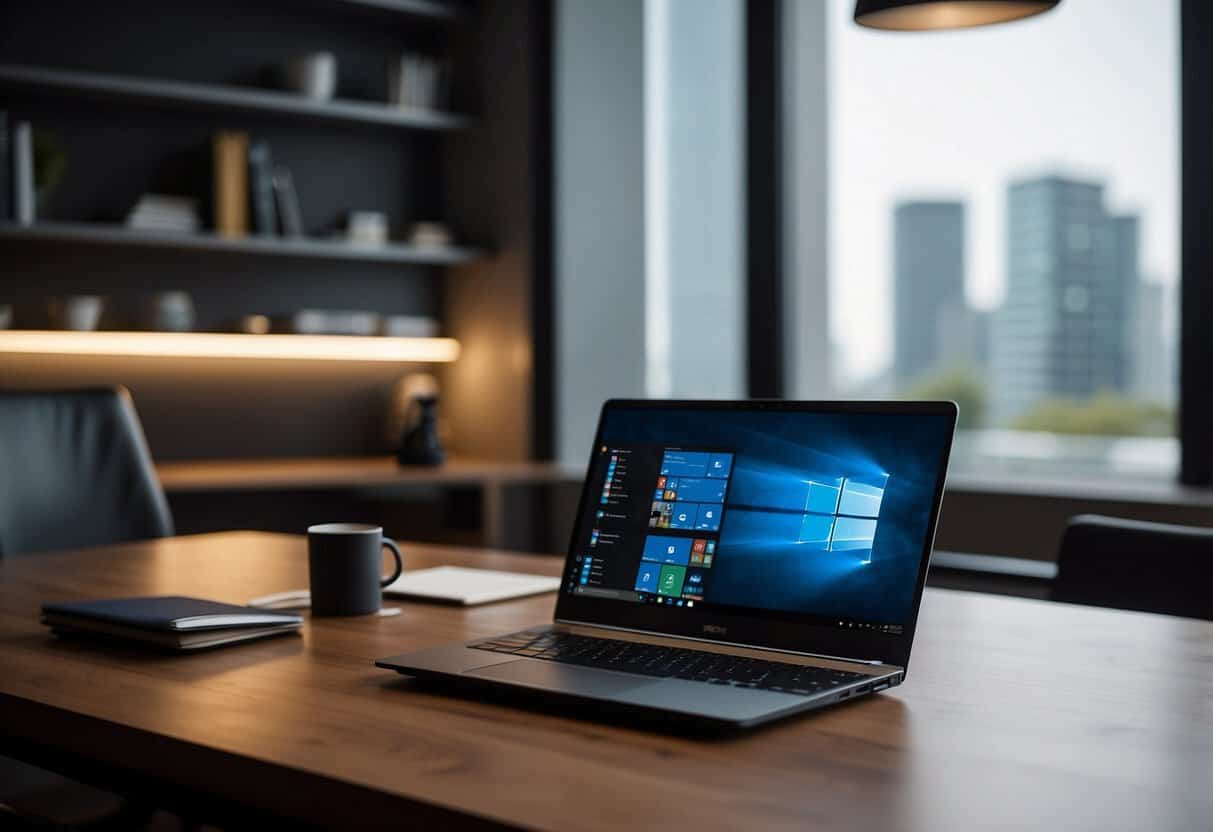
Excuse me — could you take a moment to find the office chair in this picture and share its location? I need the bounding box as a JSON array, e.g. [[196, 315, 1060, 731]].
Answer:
[[0, 387, 173, 829], [0, 387, 173, 557], [1053, 514, 1213, 620]]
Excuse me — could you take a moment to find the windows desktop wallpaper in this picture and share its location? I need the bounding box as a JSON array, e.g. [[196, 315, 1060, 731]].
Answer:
[[599, 408, 952, 625]]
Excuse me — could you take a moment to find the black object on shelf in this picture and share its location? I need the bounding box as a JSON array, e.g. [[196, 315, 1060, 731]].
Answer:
[[397, 395, 446, 466], [248, 141, 278, 237], [272, 166, 304, 237], [0, 65, 473, 132]]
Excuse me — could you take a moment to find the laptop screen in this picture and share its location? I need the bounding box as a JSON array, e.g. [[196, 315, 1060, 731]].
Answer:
[[554, 401, 956, 665]]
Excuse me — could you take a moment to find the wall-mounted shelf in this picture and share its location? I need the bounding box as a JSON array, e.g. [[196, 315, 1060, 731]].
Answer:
[[330, 0, 467, 22], [0, 65, 473, 131], [0, 331, 461, 363], [0, 222, 484, 266]]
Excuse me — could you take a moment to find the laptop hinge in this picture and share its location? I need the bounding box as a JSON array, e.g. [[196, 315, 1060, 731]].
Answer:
[[554, 618, 891, 667]]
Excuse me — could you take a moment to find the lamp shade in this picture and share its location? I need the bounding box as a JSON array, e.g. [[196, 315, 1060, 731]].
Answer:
[[854, 0, 1060, 31]]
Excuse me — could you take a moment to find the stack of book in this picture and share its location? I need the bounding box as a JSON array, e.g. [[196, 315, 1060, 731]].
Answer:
[[388, 53, 451, 111], [41, 596, 303, 652], [126, 194, 201, 233]]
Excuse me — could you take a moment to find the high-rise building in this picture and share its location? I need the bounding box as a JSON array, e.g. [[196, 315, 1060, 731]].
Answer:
[[1134, 280, 1175, 404], [990, 175, 1139, 425], [893, 201, 966, 388]]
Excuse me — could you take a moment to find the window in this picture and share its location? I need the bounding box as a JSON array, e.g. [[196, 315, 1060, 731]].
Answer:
[[819, 0, 1179, 480]]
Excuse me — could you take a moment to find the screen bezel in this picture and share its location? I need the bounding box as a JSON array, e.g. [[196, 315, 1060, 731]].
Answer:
[[552, 399, 958, 671]]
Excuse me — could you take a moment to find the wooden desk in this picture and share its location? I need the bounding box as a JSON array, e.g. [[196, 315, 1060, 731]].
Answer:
[[156, 458, 583, 547], [1, 532, 1211, 830]]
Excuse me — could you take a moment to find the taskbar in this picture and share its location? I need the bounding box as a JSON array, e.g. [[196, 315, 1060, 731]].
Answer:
[[570, 585, 903, 634]]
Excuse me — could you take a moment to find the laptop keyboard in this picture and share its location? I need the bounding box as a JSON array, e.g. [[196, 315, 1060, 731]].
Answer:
[[469, 629, 874, 696]]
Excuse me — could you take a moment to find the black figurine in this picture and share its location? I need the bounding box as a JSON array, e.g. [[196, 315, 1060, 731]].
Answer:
[[397, 395, 446, 466]]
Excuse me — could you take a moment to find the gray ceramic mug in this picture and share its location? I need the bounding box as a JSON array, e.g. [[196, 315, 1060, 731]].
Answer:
[[307, 523, 403, 616]]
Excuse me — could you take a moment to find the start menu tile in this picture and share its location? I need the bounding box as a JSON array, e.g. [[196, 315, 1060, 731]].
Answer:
[[567, 445, 733, 607]]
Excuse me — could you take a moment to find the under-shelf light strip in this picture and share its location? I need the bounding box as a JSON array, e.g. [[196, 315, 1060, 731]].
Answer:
[[0, 331, 461, 363]]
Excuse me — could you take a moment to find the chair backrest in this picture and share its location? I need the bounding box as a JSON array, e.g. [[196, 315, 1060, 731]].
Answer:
[[0, 387, 174, 556], [1053, 514, 1213, 620]]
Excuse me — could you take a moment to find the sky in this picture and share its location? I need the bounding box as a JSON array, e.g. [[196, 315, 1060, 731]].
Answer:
[[827, 0, 1179, 385]]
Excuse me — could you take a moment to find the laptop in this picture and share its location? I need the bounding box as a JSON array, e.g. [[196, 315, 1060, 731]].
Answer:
[[377, 399, 957, 728]]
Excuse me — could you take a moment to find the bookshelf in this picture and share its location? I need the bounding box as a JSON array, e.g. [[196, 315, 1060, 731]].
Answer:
[[0, 0, 549, 466], [0, 65, 473, 132], [0, 222, 484, 266]]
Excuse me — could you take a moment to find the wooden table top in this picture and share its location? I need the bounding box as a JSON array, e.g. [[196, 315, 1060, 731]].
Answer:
[[1, 532, 1210, 830], [155, 456, 582, 493]]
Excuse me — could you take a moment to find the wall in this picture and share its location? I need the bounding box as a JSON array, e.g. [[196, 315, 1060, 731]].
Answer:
[[553, 0, 647, 465]]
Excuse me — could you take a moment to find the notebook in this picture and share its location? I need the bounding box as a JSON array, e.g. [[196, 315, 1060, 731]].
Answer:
[[42, 596, 303, 652], [382, 566, 561, 606]]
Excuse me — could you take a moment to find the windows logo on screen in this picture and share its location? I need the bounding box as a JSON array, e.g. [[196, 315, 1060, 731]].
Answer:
[[797, 475, 887, 564]]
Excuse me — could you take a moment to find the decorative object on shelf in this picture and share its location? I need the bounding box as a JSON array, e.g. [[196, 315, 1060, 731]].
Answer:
[[407, 221, 453, 248], [213, 131, 249, 238], [387, 53, 450, 111], [12, 120, 34, 226], [147, 291, 196, 332], [382, 315, 439, 338], [392, 373, 446, 466], [291, 309, 382, 336], [247, 140, 278, 237], [272, 166, 304, 237], [346, 211, 389, 245], [286, 52, 337, 101], [0, 304, 12, 330], [48, 295, 105, 331], [126, 194, 200, 232], [240, 314, 272, 335]]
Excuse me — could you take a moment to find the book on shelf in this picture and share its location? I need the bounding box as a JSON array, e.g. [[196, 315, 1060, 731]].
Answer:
[[272, 165, 304, 237], [0, 112, 10, 222], [212, 130, 249, 238], [12, 120, 34, 226], [247, 140, 278, 237]]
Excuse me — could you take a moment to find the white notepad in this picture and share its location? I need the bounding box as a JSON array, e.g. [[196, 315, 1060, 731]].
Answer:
[[382, 566, 561, 606]]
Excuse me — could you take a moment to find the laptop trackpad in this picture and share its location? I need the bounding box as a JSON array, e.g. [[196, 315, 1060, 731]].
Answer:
[[465, 660, 659, 697]]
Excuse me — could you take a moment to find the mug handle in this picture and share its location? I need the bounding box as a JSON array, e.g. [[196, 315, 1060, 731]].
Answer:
[[380, 538, 404, 588]]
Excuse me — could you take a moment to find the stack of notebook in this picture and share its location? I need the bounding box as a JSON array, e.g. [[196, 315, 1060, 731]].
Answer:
[[41, 596, 303, 652]]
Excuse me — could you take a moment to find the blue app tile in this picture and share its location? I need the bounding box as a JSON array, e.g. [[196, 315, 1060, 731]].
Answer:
[[654, 488, 666, 500], [705, 453, 733, 478], [634, 562, 660, 593], [669, 503, 697, 530], [694, 503, 722, 532], [683, 567, 706, 598], [675, 478, 726, 503], [642, 535, 692, 566], [660, 451, 710, 478]]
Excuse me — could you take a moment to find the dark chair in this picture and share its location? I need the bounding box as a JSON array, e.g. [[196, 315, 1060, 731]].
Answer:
[[0, 387, 173, 829], [1053, 514, 1213, 620], [0, 387, 173, 557]]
